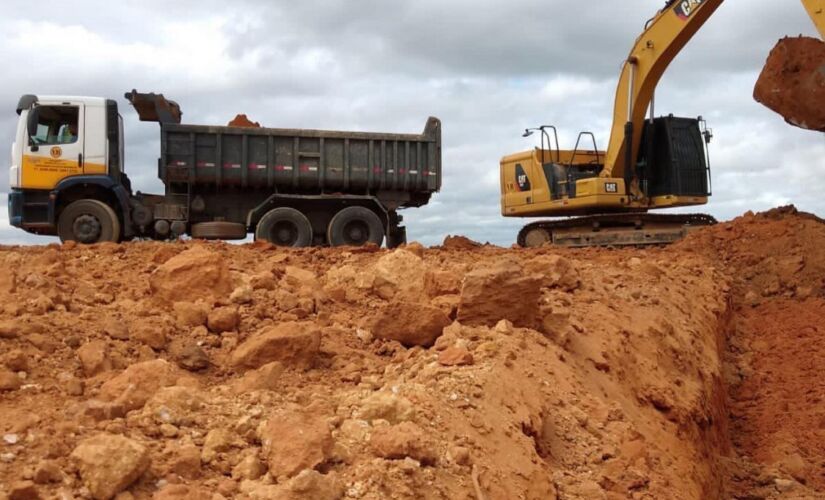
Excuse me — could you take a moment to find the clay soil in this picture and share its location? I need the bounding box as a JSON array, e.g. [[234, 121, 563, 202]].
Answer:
[[1, 206, 824, 500], [754, 36, 825, 131]]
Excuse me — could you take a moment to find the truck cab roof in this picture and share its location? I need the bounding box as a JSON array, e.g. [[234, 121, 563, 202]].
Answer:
[[17, 94, 106, 115]]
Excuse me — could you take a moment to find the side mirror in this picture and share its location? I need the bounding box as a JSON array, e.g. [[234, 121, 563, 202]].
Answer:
[[26, 108, 39, 151]]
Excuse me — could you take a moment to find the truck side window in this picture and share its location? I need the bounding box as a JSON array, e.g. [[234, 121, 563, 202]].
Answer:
[[31, 106, 79, 145]]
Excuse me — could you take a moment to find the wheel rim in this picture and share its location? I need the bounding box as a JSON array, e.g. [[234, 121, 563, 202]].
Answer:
[[269, 221, 300, 246], [342, 220, 370, 245], [72, 214, 102, 243]]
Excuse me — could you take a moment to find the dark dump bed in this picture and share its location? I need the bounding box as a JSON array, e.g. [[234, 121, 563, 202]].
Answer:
[[159, 118, 442, 208]]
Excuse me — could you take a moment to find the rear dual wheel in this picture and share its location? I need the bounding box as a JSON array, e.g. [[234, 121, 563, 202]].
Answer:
[[57, 199, 121, 244], [327, 206, 384, 247], [255, 207, 313, 247], [255, 206, 385, 248]]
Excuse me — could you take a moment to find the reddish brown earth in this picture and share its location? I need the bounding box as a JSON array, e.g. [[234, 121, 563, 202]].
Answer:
[[754, 36, 825, 131], [0, 207, 823, 499], [227, 115, 261, 128]]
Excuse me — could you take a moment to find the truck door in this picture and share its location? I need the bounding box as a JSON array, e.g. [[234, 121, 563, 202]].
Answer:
[[22, 103, 85, 190]]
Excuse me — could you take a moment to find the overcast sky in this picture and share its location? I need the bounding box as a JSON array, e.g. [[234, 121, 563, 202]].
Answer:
[[1, 0, 823, 246]]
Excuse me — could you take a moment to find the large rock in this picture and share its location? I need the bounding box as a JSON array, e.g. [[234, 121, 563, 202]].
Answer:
[[99, 360, 196, 412], [172, 301, 208, 327], [438, 346, 474, 366], [70, 434, 150, 500], [259, 410, 334, 478], [356, 392, 416, 424], [168, 339, 210, 371], [0, 368, 21, 391], [241, 470, 343, 500], [523, 255, 581, 291], [372, 249, 427, 301], [153, 484, 213, 500], [77, 340, 111, 377], [201, 428, 244, 463], [370, 302, 451, 347], [231, 322, 321, 370], [369, 422, 437, 465], [754, 36, 825, 131], [232, 361, 285, 393], [143, 386, 205, 426], [457, 261, 542, 329], [149, 246, 232, 303], [101, 317, 130, 340], [207, 306, 240, 333]]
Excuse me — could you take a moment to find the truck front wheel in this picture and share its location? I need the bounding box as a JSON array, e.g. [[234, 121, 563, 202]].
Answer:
[[57, 199, 121, 244], [255, 207, 313, 247], [327, 206, 384, 247]]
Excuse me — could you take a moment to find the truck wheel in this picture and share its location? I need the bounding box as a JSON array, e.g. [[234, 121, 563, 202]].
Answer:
[[327, 206, 384, 247], [57, 199, 121, 244], [255, 207, 313, 247]]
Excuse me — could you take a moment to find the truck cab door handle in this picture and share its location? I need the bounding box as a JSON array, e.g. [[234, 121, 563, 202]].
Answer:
[[78, 153, 83, 167]]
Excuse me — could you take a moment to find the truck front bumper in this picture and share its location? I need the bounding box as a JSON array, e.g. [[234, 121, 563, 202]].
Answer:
[[8, 189, 57, 235], [8, 190, 23, 228]]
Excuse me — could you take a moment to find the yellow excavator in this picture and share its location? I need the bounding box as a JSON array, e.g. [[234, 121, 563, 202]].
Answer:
[[501, 0, 825, 247]]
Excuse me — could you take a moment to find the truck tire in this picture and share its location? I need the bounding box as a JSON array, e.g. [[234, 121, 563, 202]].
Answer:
[[191, 222, 247, 240], [57, 199, 121, 244], [255, 207, 313, 247], [327, 206, 384, 247]]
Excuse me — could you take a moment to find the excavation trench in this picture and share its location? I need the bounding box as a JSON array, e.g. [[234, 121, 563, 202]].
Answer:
[[0, 208, 822, 499]]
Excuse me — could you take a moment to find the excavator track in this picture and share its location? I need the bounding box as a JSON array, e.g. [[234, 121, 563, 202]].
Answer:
[[517, 213, 717, 248]]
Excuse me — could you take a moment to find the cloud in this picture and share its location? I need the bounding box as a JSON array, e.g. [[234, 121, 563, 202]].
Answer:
[[0, 0, 822, 247]]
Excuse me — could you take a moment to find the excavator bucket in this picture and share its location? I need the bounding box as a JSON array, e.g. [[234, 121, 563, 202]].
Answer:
[[753, 36, 825, 132], [124, 89, 182, 124]]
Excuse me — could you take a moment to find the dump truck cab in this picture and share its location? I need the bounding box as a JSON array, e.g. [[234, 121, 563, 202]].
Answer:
[[9, 94, 131, 241]]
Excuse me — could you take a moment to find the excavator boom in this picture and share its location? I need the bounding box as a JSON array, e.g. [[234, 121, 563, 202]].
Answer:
[[601, 0, 723, 182]]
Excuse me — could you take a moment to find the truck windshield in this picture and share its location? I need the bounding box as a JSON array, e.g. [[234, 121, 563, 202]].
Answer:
[[31, 106, 79, 145]]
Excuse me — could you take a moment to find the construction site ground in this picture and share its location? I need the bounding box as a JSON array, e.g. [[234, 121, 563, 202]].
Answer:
[[1, 206, 824, 500]]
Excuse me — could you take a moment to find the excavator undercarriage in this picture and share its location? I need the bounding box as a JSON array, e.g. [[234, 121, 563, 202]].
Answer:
[[517, 213, 717, 248]]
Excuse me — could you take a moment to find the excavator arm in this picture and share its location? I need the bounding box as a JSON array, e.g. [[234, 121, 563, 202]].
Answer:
[[602, 0, 824, 185], [601, 0, 723, 183]]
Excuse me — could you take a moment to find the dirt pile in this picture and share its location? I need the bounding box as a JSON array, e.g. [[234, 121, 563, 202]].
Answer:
[[0, 208, 824, 499], [227, 115, 261, 128], [754, 36, 825, 131]]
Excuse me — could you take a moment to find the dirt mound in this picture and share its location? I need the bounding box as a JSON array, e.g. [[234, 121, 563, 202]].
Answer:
[[441, 235, 482, 249], [754, 36, 825, 131], [227, 114, 261, 128], [1, 208, 825, 499]]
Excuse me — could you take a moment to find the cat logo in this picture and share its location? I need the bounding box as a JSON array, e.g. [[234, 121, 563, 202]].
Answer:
[[515, 164, 531, 192], [673, 0, 704, 20], [50, 146, 62, 159]]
